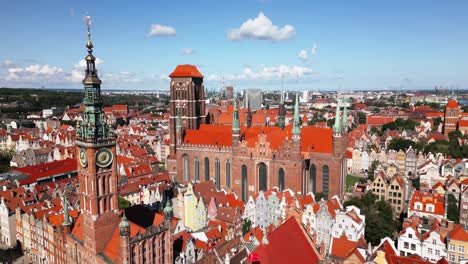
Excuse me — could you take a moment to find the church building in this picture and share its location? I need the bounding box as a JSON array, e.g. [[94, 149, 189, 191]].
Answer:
[[167, 65, 347, 200]]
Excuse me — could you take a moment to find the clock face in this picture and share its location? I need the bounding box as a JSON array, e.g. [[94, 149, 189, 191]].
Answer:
[[79, 149, 88, 167], [96, 148, 113, 168]]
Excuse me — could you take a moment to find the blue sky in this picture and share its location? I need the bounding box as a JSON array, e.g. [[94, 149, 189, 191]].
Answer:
[[1, 0, 467, 91]]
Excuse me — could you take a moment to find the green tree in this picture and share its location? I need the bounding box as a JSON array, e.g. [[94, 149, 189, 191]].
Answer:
[[315, 192, 327, 201], [344, 192, 399, 245], [118, 197, 131, 209], [382, 118, 418, 131], [242, 219, 252, 235], [388, 138, 415, 151], [0, 149, 14, 173], [447, 194, 460, 223], [368, 160, 379, 181], [433, 117, 442, 129], [357, 112, 367, 124]]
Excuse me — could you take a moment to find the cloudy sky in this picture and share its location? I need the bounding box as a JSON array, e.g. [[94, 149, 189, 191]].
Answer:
[[1, 0, 467, 91]]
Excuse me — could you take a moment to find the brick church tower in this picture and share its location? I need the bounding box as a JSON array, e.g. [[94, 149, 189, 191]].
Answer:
[[75, 17, 120, 256], [443, 99, 460, 135], [168, 65, 207, 155]]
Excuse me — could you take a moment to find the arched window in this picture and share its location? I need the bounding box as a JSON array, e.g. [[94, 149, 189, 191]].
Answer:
[[322, 165, 329, 195], [278, 168, 285, 192], [242, 165, 248, 202], [309, 164, 316, 194], [194, 158, 199, 181], [183, 155, 189, 181], [226, 160, 231, 188], [258, 163, 267, 192], [215, 159, 220, 190], [204, 157, 210, 181]]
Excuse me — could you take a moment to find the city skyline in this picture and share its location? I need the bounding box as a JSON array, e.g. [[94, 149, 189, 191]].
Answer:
[[1, 0, 468, 91]]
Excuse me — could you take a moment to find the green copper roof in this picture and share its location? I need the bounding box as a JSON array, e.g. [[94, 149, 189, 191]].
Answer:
[[119, 211, 130, 229], [342, 97, 348, 129], [333, 99, 342, 132]]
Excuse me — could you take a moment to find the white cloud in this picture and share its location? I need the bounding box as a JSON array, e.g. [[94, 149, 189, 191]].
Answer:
[[311, 43, 317, 55], [2, 60, 18, 68], [207, 64, 314, 82], [298, 50, 308, 61], [227, 12, 295, 41], [4, 64, 65, 83], [181, 48, 194, 55], [148, 24, 176, 37]]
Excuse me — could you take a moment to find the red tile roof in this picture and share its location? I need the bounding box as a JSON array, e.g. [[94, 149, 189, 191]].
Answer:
[[330, 234, 366, 262], [448, 224, 468, 242], [169, 64, 204, 78], [446, 100, 458, 108], [367, 116, 394, 125], [409, 190, 445, 216], [13, 158, 77, 185], [253, 217, 319, 264]]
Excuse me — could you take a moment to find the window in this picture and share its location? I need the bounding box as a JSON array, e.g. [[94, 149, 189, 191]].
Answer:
[[449, 244, 455, 252], [432, 239, 436, 245], [225, 160, 231, 188], [449, 254, 455, 262], [183, 155, 189, 181], [411, 244, 416, 251], [459, 245, 465, 254], [215, 159, 220, 190], [204, 157, 210, 181], [404, 242, 409, 249], [435, 249, 440, 256], [322, 165, 329, 195], [194, 158, 199, 181], [428, 248, 432, 254], [409, 234, 413, 239], [242, 165, 248, 202], [278, 168, 285, 192]]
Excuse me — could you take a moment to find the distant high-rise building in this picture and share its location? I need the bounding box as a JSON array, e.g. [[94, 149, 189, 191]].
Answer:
[[244, 88, 262, 111], [224, 86, 234, 99], [300, 90, 309, 103]]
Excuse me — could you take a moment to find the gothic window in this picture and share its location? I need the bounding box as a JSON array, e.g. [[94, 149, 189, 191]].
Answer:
[[242, 165, 248, 202], [215, 159, 220, 190], [278, 168, 285, 192], [258, 163, 268, 192], [183, 155, 189, 181], [322, 165, 329, 195], [310, 164, 317, 194], [226, 160, 231, 188], [194, 158, 199, 182], [204, 157, 210, 181]]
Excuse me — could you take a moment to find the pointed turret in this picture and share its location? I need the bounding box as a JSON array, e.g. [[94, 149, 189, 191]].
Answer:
[[62, 195, 71, 226], [277, 91, 286, 130], [292, 93, 301, 142], [342, 97, 348, 133], [119, 211, 130, 236], [333, 99, 342, 135], [163, 199, 174, 222], [76, 16, 113, 141]]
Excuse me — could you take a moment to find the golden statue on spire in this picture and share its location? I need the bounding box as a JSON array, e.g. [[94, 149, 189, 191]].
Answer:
[[85, 15, 93, 50]]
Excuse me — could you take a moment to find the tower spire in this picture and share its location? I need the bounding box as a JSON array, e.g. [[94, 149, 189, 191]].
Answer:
[[62, 194, 71, 226], [292, 93, 301, 141], [342, 97, 348, 132], [232, 98, 240, 132], [333, 99, 342, 134]]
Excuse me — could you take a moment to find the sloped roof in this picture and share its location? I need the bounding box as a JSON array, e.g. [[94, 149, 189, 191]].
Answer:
[[169, 64, 203, 78], [253, 217, 319, 264]]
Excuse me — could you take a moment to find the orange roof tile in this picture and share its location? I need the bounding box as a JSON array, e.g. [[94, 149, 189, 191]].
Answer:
[[169, 64, 204, 78]]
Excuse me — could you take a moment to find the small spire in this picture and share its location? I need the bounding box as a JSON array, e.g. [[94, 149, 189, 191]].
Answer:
[[342, 97, 348, 131], [232, 98, 240, 132], [333, 99, 342, 133], [262, 228, 269, 245], [119, 211, 130, 229], [292, 93, 301, 136], [62, 195, 71, 226], [163, 199, 173, 221], [176, 107, 181, 130]]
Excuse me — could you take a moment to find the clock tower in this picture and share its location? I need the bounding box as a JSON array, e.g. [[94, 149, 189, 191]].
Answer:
[[75, 16, 120, 256]]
